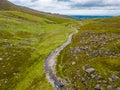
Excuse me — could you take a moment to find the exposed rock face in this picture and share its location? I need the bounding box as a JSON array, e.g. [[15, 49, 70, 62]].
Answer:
[[85, 68, 95, 74]]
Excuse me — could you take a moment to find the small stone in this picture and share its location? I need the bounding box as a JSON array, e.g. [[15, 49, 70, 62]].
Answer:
[[4, 80, 7, 84], [82, 66, 85, 70], [109, 78, 112, 82], [72, 62, 76, 65], [3, 72, 7, 75], [2, 66, 6, 68], [103, 84, 107, 87], [0, 58, 3, 61], [116, 87, 120, 90], [83, 81, 87, 86], [107, 85, 113, 90], [109, 76, 119, 82], [96, 75, 103, 80], [105, 50, 111, 55], [94, 84, 101, 90], [103, 80, 107, 84], [91, 74, 96, 78], [85, 68, 95, 74], [98, 81, 102, 83], [81, 77, 85, 82], [13, 73, 17, 76]]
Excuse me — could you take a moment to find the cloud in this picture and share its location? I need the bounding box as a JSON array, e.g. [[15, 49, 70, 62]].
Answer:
[[8, 0, 120, 15]]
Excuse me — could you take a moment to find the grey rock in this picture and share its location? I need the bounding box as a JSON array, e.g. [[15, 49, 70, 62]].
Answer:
[[116, 87, 120, 90], [83, 81, 87, 86], [91, 74, 96, 78], [103, 80, 107, 84], [109, 76, 119, 82], [105, 50, 111, 55], [107, 85, 113, 90], [96, 75, 103, 80], [94, 84, 101, 90], [81, 77, 85, 82], [85, 68, 95, 74], [103, 84, 107, 87]]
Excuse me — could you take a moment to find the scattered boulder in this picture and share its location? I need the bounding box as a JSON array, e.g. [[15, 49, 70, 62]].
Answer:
[[94, 84, 101, 90], [107, 85, 113, 90], [103, 80, 107, 84], [116, 87, 120, 90], [105, 50, 111, 55], [91, 74, 96, 78], [81, 77, 85, 82], [96, 75, 103, 80], [103, 84, 107, 87], [109, 76, 119, 82], [85, 68, 95, 74]]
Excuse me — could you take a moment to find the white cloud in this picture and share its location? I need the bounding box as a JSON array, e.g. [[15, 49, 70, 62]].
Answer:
[[8, 0, 120, 15]]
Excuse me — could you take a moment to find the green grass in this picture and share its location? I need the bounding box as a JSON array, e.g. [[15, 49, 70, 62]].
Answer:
[[56, 17, 120, 89], [0, 11, 75, 90]]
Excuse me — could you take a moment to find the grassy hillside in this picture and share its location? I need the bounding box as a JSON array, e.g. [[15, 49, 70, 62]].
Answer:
[[0, 0, 73, 23], [56, 17, 120, 89], [0, 1, 77, 89]]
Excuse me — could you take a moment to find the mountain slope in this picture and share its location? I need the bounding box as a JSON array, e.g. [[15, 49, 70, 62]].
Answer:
[[0, 0, 21, 10], [0, 0, 76, 90], [0, 0, 74, 23]]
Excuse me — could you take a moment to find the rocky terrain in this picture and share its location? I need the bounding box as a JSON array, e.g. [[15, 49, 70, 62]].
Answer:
[[56, 17, 120, 90]]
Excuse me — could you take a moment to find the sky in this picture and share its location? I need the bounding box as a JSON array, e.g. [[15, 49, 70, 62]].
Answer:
[[8, 0, 120, 15]]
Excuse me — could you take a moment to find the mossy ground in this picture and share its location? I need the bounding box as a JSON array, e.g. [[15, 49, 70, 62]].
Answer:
[[56, 17, 120, 89], [0, 11, 75, 90]]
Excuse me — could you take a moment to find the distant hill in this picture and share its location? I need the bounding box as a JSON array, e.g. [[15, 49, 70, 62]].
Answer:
[[0, 0, 73, 23]]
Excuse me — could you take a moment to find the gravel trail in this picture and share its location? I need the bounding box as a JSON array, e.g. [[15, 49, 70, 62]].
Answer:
[[44, 28, 78, 90]]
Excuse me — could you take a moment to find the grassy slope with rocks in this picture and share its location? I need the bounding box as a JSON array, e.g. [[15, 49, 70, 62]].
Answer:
[[0, 0, 77, 90], [56, 17, 120, 90]]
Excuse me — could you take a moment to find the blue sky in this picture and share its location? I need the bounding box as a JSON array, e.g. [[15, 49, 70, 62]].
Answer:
[[8, 0, 120, 15]]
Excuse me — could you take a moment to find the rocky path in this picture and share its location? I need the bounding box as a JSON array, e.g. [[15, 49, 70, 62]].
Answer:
[[44, 28, 78, 90]]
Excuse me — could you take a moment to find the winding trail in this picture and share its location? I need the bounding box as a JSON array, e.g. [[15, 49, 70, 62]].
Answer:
[[44, 28, 78, 90]]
